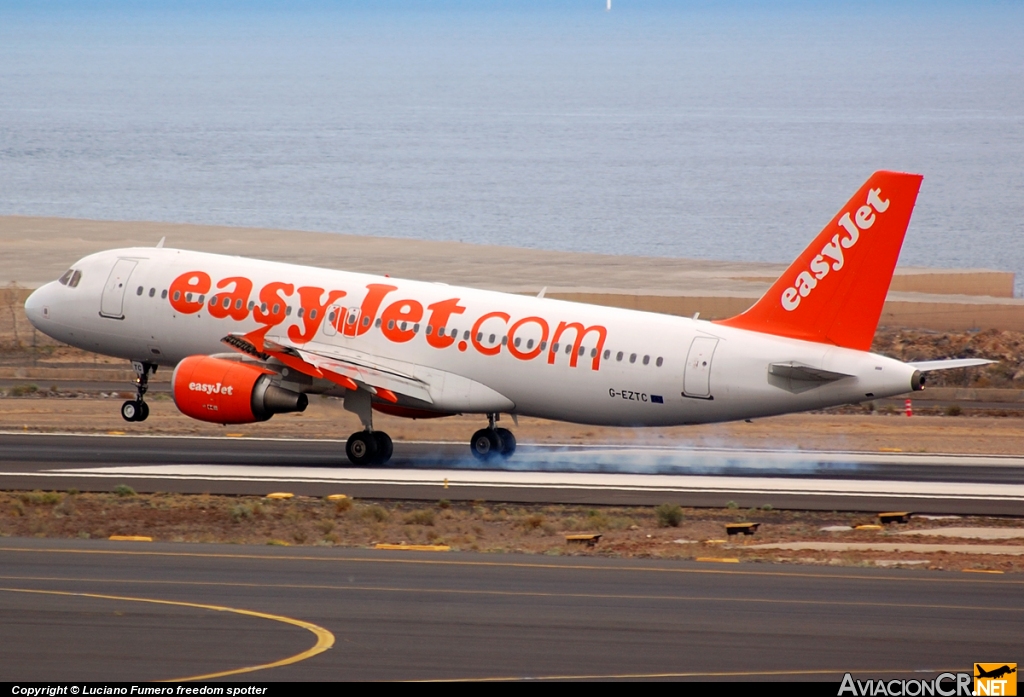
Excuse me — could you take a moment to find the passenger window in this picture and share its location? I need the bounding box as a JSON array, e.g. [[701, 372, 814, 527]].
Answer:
[[248, 301, 255, 311], [603, 349, 610, 360], [261, 303, 267, 313], [388, 320, 395, 330], [464, 331, 470, 341], [643, 355, 650, 365], [540, 341, 547, 351], [235, 299, 243, 310], [328, 311, 337, 323], [198, 295, 205, 304], [616, 351, 623, 361], [578, 346, 585, 356], [298, 308, 305, 318], [148, 288, 155, 297], [173, 291, 181, 301], [273, 304, 280, 314], [161, 289, 167, 299], [286, 306, 292, 316], [375, 318, 382, 327], [414, 323, 420, 333], [630, 353, 637, 364], [488, 333, 495, 343], [525, 339, 533, 349], [591, 348, 598, 358], [565, 344, 572, 355], [401, 321, 408, 331], [426, 325, 433, 335], [552, 342, 560, 352], [656, 357, 663, 367], [513, 337, 520, 347], [136, 286, 144, 295], [309, 309, 318, 320], [363, 316, 370, 327]]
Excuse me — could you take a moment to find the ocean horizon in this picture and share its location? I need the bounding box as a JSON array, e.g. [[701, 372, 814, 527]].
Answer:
[[2, 1, 1022, 292]]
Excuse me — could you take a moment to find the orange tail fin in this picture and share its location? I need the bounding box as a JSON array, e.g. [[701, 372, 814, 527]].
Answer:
[[715, 171, 923, 351]]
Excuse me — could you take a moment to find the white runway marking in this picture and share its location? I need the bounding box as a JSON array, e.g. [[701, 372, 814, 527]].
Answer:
[[16, 463, 1024, 502]]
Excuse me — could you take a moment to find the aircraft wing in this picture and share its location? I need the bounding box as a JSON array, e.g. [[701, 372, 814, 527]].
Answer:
[[908, 358, 995, 371], [221, 330, 432, 404]]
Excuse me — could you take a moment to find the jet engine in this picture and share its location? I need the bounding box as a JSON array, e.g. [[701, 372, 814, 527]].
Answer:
[[172, 355, 308, 424]]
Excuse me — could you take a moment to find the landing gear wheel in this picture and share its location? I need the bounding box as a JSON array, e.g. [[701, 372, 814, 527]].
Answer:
[[470, 428, 503, 461], [136, 401, 150, 422], [121, 400, 140, 422], [494, 427, 516, 457], [373, 431, 393, 465], [346, 431, 379, 466]]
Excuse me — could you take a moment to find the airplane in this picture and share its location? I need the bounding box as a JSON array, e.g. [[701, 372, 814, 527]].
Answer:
[[976, 666, 1016, 680], [22, 171, 992, 466]]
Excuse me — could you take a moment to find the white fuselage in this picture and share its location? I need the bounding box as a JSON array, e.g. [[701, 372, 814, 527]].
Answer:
[[24, 247, 918, 426]]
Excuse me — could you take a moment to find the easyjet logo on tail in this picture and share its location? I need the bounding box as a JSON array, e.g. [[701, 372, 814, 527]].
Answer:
[[780, 188, 890, 312]]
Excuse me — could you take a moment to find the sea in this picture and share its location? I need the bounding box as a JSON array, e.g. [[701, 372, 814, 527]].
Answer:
[[1, 1, 1022, 293]]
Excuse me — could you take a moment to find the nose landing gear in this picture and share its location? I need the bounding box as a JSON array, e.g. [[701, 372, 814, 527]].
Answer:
[[470, 414, 516, 461], [121, 361, 155, 423]]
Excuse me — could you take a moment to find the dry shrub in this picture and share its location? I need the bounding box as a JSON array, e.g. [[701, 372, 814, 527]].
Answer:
[[404, 510, 435, 526], [362, 505, 390, 523]]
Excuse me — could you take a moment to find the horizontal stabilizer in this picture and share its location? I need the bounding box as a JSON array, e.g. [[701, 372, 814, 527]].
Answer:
[[768, 362, 853, 382], [908, 358, 995, 372]]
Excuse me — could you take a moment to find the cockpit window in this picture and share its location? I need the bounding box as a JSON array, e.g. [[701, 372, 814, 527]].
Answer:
[[58, 269, 82, 287]]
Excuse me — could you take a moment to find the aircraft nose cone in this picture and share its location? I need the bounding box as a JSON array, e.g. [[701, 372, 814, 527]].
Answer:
[[24, 284, 51, 329]]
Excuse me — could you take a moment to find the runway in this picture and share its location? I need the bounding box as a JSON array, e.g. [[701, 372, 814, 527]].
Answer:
[[2, 433, 1023, 514], [1, 537, 1020, 681]]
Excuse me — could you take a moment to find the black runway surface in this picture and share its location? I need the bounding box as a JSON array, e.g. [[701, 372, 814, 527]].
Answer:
[[1, 538, 1020, 681], [2, 433, 1024, 514]]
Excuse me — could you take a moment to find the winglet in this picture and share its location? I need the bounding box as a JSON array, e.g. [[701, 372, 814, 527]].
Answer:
[[156, 236, 166, 248], [716, 171, 923, 351]]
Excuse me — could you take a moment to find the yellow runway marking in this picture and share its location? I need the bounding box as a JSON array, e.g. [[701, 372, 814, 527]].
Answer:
[[2, 575, 1020, 615], [2, 546, 1021, 586], [417, 667, 965, 682], [0, 586, 334, 681]]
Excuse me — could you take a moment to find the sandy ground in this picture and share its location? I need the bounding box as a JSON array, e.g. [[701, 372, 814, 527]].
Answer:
[[2, 491, 1021, 573], [2, 393, 1024, 455]]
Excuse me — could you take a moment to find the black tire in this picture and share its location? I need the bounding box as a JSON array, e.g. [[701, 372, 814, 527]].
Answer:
[[470, 428, 502, 461], [136, 401, 150, 422], [120, 400, 139, 422], [373, 431, 393, 465], [495, 427, 516, 457], [346, 431, 379, 466]]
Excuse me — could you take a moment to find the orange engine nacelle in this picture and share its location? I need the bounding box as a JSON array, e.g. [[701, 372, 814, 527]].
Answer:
[[172, 356, 308, 425]]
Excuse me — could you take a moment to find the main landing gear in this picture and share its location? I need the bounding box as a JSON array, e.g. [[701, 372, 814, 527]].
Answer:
[[470, 413, 516, 461], [345, 430, 393, 467], [121, 361, 155, 423], [342, 387, 393, 466]]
